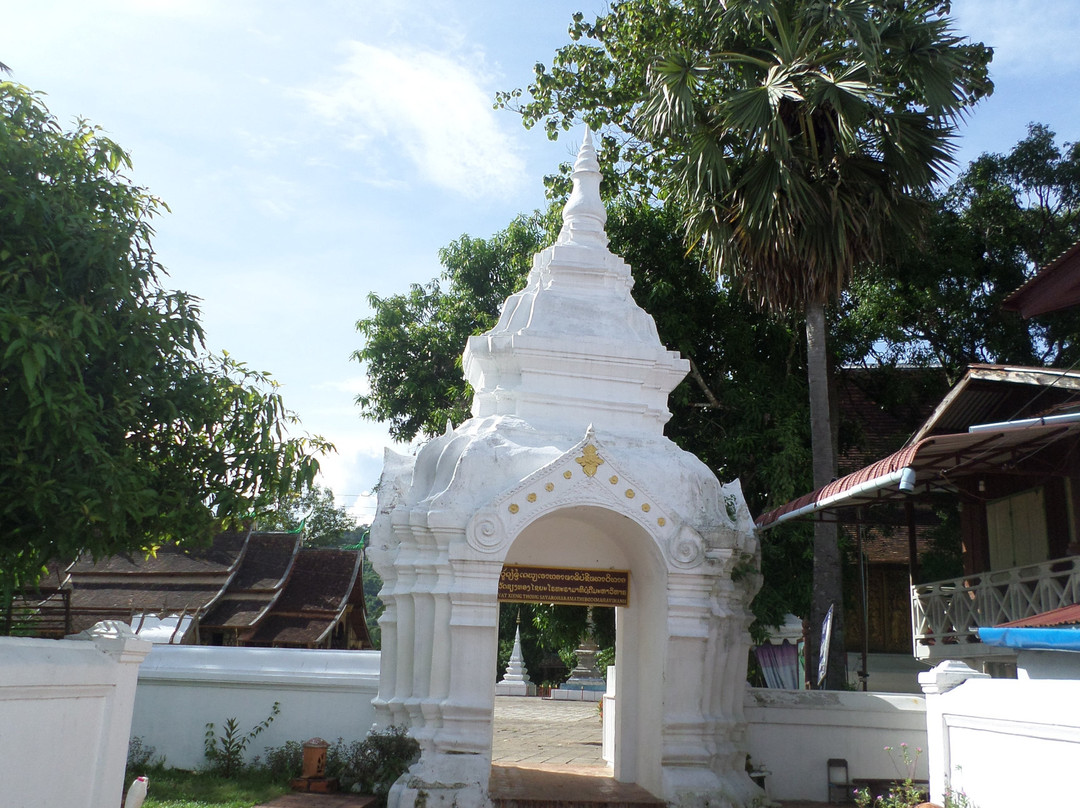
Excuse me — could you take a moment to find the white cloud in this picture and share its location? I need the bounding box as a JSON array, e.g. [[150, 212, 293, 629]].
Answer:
[[297, 41, 526, 200], [315, 423, 408, 524], [317, 376, 372, 397]]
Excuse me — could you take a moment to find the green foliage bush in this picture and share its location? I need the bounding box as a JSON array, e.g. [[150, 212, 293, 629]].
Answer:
[[334, 727, 419, 803], [260, 726, 419, 805], [204, 702, 280, 778], [127, 736, 159, 771]]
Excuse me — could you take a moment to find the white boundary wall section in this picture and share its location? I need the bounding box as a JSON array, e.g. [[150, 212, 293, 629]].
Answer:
[[0, 630, 150, 808], [743, 688, 928, 803], [130, 646, 380, 770], [921, 661, 1080, 807]]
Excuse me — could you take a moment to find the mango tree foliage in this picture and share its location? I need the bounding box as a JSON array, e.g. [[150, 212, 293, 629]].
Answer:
[[0, 82, 329, 616]]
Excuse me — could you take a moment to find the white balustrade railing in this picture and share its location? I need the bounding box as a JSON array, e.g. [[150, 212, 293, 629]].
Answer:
[[910, 556, 1080, 659]]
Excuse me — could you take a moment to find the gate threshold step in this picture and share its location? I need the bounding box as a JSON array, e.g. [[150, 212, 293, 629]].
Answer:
[[490, 763, 665, 808]]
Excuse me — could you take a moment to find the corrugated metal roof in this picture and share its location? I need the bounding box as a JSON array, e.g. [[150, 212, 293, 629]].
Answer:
[[911, 365, 1080, 442], [757, 419, 1080, 528]]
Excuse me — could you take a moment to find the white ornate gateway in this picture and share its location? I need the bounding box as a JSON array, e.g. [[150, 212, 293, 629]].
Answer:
[[368, 132, 762, 807]]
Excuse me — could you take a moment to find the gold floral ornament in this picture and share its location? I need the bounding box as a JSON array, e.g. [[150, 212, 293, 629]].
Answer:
[[657, 517, 666, 527], [527, 493, 537, 503], [625, 489, 635, 499], [508, 504, 519, 514], [545, 482, 555, 492], [641, 503, 651, 513], [609, 475, 619, 484], [575, 444, 605, 477]]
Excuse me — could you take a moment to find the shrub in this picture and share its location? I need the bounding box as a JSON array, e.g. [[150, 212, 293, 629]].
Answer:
[[204, 701, 281, 777], [263, 739, 303, 779], [335, 727, 419, 804], [126, 736, 158, 771]]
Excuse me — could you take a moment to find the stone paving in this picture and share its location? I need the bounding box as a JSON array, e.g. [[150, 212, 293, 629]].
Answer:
[[492, 695, 605, 767]]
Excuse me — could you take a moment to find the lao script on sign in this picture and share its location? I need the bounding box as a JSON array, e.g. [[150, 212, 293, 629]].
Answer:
[[497, 565, 629, 607]]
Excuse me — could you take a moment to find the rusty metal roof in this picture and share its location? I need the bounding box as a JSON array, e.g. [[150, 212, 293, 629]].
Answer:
[[911, 364, 1080, 442], [757, 418, 1080, 528]]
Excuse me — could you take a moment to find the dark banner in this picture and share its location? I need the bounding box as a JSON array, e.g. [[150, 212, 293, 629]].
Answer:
[[497, 565, 630, 607]]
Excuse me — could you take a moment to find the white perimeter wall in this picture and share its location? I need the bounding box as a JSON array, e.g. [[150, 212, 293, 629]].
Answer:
[[130, 646, 380, 770], [923, 667, 1080, 807], [744, 687, 928, 803], [0, 632, 150, 808]]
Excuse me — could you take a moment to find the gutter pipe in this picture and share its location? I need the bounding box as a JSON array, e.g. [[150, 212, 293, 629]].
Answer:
[[760, 467, 913, 531]]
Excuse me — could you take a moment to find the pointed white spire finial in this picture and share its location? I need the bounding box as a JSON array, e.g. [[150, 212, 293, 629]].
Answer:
[[558, 129, 608, 248]]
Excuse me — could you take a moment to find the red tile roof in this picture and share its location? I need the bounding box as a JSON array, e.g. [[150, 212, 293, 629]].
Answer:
[[67, 531, 248, 576]]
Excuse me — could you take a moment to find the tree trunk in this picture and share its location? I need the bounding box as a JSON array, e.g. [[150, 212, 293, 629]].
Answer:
[[805, 300, 846, 689]]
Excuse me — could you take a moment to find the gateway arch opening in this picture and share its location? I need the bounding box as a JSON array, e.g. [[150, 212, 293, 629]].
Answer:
[[491, 506, 666, 790]]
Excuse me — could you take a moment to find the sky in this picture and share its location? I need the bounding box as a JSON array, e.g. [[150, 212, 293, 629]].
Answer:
[[4, 0, 1080, 524]]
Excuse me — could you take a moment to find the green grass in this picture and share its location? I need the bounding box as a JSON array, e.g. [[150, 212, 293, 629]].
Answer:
[[130, 766, 290, 808]]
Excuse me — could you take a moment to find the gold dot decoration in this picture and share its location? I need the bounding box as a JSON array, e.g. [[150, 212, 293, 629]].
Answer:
[[657, 517, 666, 527], [641, 503, 651, 513], [609, 475, 619, 485], [625, 489, 635, 499], [508, 503, 519, 514], [545, 482, 554, 492], [564, 470, 573, 479], [527, 493, 537, 503]]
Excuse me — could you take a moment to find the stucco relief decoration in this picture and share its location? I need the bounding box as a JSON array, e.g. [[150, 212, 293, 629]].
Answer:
[[466, 509, 507, 553], [575, 444, 605, 477], [668, 524, 706, 568], [466, 432, 677, 553]]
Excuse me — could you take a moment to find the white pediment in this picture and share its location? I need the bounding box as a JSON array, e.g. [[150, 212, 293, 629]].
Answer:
[[465, 429, 711, 569]]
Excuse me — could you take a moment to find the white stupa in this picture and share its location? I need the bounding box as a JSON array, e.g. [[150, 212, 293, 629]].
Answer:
[[369, 131, 762, 808], [494, 616, 536, 697]]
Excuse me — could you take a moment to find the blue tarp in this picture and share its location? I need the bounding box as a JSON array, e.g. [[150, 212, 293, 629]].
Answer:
[[977, 626, 1080, 652]]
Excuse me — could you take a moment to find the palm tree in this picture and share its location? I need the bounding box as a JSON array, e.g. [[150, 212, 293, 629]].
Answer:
[[644, 0, 992, 688]]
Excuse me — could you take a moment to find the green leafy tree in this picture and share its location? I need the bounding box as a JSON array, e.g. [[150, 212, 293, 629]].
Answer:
[[259, 484, 357, 547], [503, 0, 992, 688], [840, 124, 1080, 377], [0, 82, 329, 623], [353, 210, 560, 440]]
